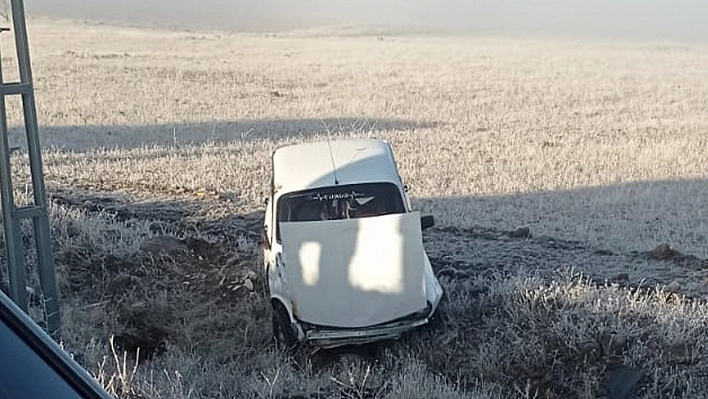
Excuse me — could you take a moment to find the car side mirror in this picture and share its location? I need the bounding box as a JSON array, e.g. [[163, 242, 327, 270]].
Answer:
[[420, 215, 434, 230]]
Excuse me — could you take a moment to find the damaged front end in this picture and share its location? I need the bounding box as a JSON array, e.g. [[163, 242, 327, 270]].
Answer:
[[300, 302, 434, 348], [278, 212, 441, 348]]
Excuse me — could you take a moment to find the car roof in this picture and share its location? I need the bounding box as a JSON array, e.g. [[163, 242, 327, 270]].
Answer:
[[272, 139, 402, 194]]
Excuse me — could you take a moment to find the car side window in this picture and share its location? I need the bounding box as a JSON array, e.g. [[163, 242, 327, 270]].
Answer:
[[0, 320, 86, 399], [0, 292, 112, 399]]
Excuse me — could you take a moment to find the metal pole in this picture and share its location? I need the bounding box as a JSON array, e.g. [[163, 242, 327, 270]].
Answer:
[[10, 0, 60, 336], [0, 1, 61, 336]]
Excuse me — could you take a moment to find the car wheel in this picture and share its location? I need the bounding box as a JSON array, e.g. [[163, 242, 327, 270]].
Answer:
[[272, 302, 298, 349]]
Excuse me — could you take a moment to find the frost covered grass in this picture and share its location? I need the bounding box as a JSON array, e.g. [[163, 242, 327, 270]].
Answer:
[[61, 264, 708, 398], [9, 17, 707, 256], [423, 271, 708, 398], [1, 17, 708, 398]]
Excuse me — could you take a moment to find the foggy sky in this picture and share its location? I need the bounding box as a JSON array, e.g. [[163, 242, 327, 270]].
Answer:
[[25, 0, 708, 42]]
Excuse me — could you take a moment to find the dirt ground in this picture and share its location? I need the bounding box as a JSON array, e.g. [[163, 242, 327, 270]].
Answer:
[[50, 187, 708, 360]]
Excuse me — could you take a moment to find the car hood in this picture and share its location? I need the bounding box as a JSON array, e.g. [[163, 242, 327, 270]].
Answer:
[[280, 212, 427, 328]]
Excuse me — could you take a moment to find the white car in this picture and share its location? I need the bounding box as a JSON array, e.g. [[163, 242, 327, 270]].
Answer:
[[263, 139, 443, 348]]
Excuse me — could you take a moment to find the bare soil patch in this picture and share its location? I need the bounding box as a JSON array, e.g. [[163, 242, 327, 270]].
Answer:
[[53, 190, 269, 363]]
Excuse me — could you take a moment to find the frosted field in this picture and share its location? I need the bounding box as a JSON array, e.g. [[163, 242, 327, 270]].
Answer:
[[2, 18, 708, 398]]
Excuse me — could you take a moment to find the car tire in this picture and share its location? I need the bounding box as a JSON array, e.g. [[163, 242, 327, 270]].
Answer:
[[272, 301, 298, 349]]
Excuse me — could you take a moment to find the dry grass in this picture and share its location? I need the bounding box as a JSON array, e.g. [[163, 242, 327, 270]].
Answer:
[[6, 17, 706, 256], [1, 17, 708, 398]]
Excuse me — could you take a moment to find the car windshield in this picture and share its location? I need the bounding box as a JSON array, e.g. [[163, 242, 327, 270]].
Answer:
[[277, 183, 405, 240]]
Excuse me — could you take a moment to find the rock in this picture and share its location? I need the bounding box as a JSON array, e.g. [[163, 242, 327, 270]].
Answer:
[[243, 278, 254, 291], [649, 243, 677, 260], [663, 342, 698, 365], [140, 235, 189, 258], [508, 227, 531, 239], [612, 273, 630, 284], [665, 281, 681, 294], [603, 365, 643, 399]]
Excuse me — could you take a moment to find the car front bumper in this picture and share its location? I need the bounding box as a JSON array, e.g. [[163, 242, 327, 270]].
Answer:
[[304, 318, 429, 348]]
